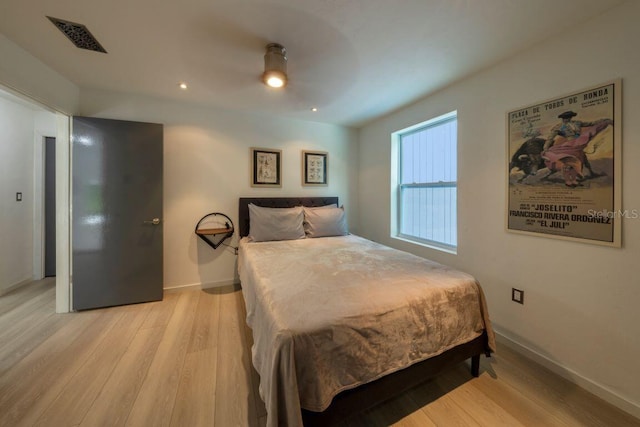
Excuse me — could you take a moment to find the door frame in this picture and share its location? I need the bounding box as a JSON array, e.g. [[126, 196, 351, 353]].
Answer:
[[33, 132, 47, 280], [55, 113, 71, 313], [35, 108, 72, 313]]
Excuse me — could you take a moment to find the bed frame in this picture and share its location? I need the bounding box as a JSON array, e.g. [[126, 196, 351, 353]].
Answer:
[[238, 197, 489, 426]]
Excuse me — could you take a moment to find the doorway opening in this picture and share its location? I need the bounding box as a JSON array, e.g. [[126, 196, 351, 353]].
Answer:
[[0, 85, 71, 313]]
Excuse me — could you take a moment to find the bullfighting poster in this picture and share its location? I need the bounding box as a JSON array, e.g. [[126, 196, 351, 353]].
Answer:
[[507, 80, 621, 246]]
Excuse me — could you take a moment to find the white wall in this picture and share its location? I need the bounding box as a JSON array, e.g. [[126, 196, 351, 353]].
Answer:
[[0, 93, 57, 295], [358, 0, 640, 417], [0, 94, 35, 293], [80, 89, 359, 290], [0, 34, 80, 115]]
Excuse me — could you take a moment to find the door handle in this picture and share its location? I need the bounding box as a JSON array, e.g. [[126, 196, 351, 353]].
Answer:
[[143, 218, 161, 225]]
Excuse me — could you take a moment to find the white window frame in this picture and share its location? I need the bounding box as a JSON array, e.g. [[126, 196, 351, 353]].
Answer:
[[391, 111, 457, 253]]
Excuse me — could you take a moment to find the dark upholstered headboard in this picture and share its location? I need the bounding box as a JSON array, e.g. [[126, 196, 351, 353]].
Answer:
[[238, 197, 339, 237]]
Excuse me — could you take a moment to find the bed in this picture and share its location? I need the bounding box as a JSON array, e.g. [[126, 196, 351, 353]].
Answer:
[[237, 197, 495, 426]]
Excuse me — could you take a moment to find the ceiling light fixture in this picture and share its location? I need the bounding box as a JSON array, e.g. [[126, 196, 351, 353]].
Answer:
[[262, 43, 287, 88], [179, 82, 188, 90]]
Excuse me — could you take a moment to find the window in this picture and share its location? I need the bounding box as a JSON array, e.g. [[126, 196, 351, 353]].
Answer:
[[392, 111, 457, 252]]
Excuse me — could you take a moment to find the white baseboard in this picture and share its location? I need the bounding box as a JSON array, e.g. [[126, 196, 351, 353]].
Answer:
[[163, 279, 239, 292], [495, 330, 640, 420], [0, 278, 32, 297]]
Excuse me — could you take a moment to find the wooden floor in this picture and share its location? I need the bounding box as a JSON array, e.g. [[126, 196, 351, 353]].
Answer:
[[1, 279, 639, 427]]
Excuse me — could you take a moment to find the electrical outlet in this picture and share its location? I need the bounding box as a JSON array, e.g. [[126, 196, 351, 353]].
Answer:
[[512, 288, 524, 304]]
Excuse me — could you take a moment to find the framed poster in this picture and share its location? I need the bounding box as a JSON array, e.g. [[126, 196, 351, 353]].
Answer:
[[251, 147, 281, 187], [302, 150, 328, 186], [506, 80, 621, 246]]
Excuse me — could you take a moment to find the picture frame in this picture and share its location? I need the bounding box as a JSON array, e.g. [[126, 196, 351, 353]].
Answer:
[[506, 79, 622, 247], [251, 147, 282, 188], [302, 150, 328, 186]]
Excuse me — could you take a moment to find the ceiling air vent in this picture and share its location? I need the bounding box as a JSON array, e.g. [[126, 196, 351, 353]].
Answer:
[[47, 16, 107, 53]]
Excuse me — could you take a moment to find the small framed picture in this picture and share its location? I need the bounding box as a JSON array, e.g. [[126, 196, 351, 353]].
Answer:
[[251, 147, 282, 187], [302, 150, 328, 186]]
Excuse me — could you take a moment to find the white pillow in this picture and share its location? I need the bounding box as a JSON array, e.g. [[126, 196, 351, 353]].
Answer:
[[306, 204, 337, 210], [248, 204, 306, 242], [303, 206, 349, 238]]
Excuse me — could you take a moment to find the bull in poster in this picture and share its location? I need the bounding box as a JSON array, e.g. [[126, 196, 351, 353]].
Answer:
[[507, 81, 621, 246]]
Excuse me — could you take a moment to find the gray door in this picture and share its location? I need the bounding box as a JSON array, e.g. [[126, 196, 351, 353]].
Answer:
[[45, 136, 56, 277], [72, 117, 163, 310]]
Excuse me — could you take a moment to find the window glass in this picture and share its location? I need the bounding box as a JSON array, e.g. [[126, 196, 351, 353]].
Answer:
[[394, 112, 457, 251]]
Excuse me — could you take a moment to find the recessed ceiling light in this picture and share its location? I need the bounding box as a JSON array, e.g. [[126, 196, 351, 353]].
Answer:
[[311, 107, 318, 112], [179, 82, 188, 90]]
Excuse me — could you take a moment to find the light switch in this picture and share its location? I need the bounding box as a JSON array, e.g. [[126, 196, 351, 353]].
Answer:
[[512, 288, 524, 304], [16, 192, 22, 201]]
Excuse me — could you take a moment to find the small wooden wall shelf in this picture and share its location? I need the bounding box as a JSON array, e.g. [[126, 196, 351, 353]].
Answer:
[[195, 213, 234, 250], [196, 227, 235, 236]]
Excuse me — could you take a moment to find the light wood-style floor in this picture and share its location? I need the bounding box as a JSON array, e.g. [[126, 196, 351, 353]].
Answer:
[[1, 279, 639, 427]]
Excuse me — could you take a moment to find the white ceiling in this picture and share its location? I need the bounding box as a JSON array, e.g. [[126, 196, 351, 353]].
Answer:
[[0, 0, 624, 127]]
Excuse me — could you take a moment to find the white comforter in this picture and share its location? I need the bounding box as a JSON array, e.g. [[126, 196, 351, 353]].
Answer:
[[238, 235, 495, 427]]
